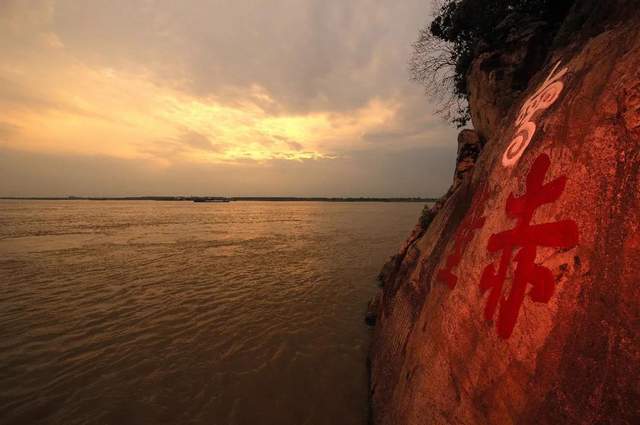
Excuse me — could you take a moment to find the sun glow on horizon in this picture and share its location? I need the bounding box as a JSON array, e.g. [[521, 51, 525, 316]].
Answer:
[[0, 37, 400, 167]]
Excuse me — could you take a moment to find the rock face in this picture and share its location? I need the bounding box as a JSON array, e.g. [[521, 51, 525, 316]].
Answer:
[[453, 129, 484, 189], [467, 18, 553, 143], [369, 1, 640, 424]]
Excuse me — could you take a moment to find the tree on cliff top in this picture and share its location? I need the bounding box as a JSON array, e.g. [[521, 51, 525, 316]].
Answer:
[[410, 0, 575, 127]]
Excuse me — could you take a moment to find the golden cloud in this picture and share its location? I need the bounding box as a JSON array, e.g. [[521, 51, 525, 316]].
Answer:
[[0, 40, 399, 167]]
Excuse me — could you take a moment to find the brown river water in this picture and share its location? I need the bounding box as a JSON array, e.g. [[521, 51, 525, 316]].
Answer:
[[0, 200, 423, 425]]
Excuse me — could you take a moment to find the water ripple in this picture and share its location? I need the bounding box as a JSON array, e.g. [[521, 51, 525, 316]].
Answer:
[[0, 200, 424, 425]]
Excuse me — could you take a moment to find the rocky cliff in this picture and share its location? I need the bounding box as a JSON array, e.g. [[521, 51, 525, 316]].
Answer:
[[368, 1, 640, 424]]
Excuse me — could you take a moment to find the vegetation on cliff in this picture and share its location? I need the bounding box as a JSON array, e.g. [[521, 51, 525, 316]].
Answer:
[[410, 0, 575, 126]]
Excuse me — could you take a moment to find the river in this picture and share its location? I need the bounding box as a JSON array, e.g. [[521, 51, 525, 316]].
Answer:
[[0, 200, 423, 425]]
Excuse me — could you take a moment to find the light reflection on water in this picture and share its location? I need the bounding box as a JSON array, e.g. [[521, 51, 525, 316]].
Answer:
[[0, 200, 423, 425]]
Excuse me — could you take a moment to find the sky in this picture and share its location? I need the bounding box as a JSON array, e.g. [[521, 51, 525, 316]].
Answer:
[[0, 0, 458, 197]]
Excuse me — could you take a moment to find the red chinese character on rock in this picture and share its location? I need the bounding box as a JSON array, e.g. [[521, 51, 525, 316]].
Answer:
[[480, 153, 579, 339], [437, 185, 488, 289]]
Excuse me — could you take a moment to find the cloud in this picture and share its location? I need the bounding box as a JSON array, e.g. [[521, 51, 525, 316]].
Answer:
[[0, 0, 460, 196], [46, 0, 438, 114], [0, 121, 20, 142], [0, 0, 55, 35], [287, 141, 304, 151], [176, 130, 223, 152]]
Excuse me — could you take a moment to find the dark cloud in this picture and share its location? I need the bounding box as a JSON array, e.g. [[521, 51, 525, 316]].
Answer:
[[51, 0, 437, 113]]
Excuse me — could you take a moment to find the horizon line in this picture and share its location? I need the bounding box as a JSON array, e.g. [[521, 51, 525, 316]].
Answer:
[[0, 195, 440, 202]]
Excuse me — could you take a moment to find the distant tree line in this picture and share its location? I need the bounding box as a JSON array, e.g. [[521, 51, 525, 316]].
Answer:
[[410, 0, 575, 127]]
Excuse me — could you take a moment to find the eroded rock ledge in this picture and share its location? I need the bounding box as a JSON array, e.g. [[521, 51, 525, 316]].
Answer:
[[368, 1, 640, 423]]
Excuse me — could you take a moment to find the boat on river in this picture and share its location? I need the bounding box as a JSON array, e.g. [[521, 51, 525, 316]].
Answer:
[[192, 197, 230, 203]]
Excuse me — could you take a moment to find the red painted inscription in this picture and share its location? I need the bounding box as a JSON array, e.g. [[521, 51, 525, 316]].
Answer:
[[480, 153, 579, 339], [437, 185, 488, 288]]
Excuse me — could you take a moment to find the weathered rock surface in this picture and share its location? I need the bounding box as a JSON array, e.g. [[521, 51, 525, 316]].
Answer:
[[453, 129, 484, 189], [369, 1, 640, 424], [467, 18, 552, 144]]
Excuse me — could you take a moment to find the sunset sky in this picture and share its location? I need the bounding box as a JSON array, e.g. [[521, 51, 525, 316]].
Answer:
[[0, 0, 458, 197]]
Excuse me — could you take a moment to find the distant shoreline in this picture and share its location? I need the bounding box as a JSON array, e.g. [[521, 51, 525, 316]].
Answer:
[[0, 196, 438, 203]]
